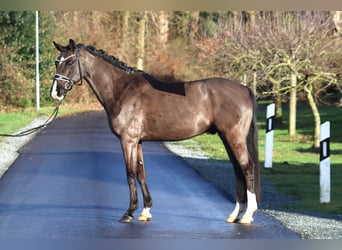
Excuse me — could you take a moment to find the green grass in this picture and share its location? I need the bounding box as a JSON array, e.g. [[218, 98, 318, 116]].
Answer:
[[0, 109, 42, 137], [181, 104, 342, 214]]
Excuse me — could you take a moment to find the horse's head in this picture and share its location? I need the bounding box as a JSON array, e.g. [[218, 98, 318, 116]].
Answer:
[[51, 39, 83, 101]]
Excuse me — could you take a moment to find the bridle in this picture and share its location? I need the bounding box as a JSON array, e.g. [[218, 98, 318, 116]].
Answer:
[[53, 48, 84, 94]]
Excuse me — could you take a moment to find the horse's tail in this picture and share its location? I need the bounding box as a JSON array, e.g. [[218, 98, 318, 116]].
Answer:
[[246, 89, 260, 203]]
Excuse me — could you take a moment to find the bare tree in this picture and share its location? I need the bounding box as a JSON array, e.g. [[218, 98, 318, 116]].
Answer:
[[158, 11, 169, 45], [289, 73, 297, 136], [119, 11, 130, 60], [247, 11, 256, 32], [198, 11, 340, 147], [333, 11, 342, 35], [137, 11, 147, 70], [188, 11, 200, 43]]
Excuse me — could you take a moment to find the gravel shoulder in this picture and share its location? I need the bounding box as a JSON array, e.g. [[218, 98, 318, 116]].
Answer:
[[165, 141, 342, 239]]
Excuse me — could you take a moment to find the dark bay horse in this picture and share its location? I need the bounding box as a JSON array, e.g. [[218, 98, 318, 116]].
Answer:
[[51, 39, 260, 224]]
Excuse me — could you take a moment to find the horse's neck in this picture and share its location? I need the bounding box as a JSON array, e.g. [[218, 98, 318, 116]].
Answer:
[[84, 57, 133, 109]]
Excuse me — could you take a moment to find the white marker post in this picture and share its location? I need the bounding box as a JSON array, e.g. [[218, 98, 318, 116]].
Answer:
[[264, 103, 275, 168], [320, 121, 330, 203]]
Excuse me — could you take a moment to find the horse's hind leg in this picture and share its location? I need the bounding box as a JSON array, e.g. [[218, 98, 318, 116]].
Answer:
[[225, 150, 247, 223], [137, 142, 153, 222], [220, 132, 258, 224]]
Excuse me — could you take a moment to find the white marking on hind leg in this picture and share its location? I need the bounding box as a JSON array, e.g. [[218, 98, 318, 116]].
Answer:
[[226, 201, 246, 223], [138, 207, 152, 221], [240, 190, 257, 224]]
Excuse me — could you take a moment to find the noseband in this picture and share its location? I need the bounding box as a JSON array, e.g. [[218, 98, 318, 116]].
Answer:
[[53, 48, 83, 93]]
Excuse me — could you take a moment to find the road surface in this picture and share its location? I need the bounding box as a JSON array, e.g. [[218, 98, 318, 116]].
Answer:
[[0, 112, 298, 239]]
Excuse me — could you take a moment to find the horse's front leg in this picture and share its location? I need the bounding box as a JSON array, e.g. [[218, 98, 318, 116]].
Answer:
[[137, 142, 153, 222], [119, 137, 139, 223]]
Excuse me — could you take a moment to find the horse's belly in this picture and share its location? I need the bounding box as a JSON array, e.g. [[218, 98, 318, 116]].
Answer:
[[142, 111, 212, 141]]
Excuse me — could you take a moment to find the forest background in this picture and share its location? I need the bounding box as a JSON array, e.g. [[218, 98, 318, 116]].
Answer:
[[0, 11, 341, 148]]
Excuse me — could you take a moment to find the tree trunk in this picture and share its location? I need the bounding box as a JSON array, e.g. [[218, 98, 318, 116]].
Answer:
[[333, 11, 342, 35], [273, 80, 283, 125], [232, 11, 240, 30], [304, 83, 321, 149], [248, 11, 256, 32], [158, 11, 169, 45], [252, 70, 257, 96], [137, 11, 147, 71], [188, 11, 199, 43], [119, 11, 130, 60], [289, 73, 297, 136]]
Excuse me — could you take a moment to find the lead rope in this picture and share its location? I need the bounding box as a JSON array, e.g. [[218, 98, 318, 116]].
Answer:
[[0, 101, 62, 137]]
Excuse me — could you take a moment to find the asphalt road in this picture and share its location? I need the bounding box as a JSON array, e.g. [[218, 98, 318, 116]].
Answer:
[[0, 112, 298, 239]]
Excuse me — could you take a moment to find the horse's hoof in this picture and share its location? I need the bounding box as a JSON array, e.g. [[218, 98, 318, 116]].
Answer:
[[119, 214, 134, 223], [138, 214, 152, 222], [226, 215, 239, 223], [239, 215, 253, 224]]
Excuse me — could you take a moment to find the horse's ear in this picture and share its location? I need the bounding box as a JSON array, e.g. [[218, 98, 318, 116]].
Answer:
[[53, 41, 65, 52], [69, 39, 76, 51]]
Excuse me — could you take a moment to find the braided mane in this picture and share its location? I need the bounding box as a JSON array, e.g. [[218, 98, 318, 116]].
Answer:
[[78, 43, 144, 74]]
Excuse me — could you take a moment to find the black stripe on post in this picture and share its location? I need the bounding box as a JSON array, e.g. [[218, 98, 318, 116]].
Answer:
[[320, 138, 330, 161], [266, 116, 274, 133]]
